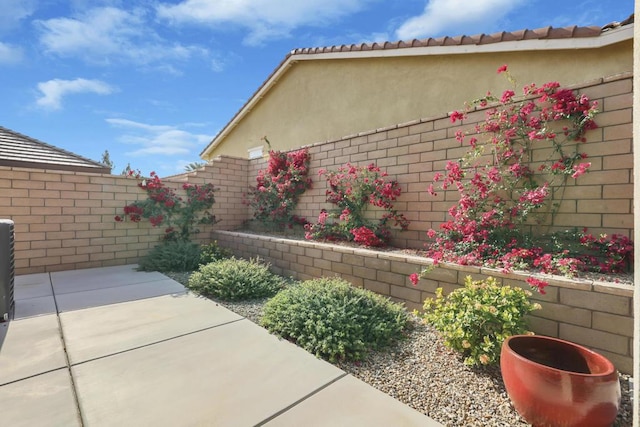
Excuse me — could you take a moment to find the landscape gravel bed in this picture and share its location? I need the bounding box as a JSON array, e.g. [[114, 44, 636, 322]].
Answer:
[[166, 271, 633, 426]]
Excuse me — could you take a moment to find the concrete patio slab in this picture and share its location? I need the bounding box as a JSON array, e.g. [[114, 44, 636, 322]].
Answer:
[[14, 272, 52, 300], [54, 279, 186, 312], [0, 368, 81, 427], [0, 314, 66, 385], [13, 294, 57, 319], [51, 264, 167, 295], [72, 319, 345, 426], [265, 374, 440, 427], [61, 293, 243, 364], [4, 265, 441, 426]]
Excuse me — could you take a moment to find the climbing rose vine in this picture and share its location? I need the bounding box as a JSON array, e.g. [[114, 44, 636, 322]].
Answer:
[[246, 145, 312, 229], [305, 163, 409, 247], [115, 170, 217, 242], [412, 65, 632, 291]]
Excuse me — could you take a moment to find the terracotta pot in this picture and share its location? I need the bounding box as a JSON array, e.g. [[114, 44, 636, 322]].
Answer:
[[500, 335, 620, 427]]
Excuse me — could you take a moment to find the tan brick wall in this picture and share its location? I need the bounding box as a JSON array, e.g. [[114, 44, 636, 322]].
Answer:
[[1, 73, 633, 371], [245, 73, 633, 248], [213, 230, 634, 374], [2, 155, 249, 275]]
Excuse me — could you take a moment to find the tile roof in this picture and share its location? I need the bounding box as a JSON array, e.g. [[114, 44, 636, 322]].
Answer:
[[0, 126, 111, 174], [290, 14, 634, 56]]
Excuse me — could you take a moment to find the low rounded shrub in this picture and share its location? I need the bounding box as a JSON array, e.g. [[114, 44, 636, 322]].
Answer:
[[422, 275, 541, 367], [260, 277, 409, 362], [187, 257, 284, 301], [138, 241, 201, 272]]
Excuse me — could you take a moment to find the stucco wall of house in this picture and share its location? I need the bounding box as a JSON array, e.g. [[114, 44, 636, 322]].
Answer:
[[204, 39, 632, 159]]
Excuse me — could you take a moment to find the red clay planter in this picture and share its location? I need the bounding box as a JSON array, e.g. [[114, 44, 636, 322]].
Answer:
[[500, 335, 620, 427]]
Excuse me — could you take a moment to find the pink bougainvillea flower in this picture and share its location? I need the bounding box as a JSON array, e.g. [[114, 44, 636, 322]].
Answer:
[[409, 273, 420, 286], [497, 64, 508, 74], [571, 162, 591, 178], [500, 89, 515, 103], [449, 110, 465, 123], [527, 277, 548, 295]]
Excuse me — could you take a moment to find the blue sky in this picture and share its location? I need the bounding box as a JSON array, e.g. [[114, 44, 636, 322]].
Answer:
[[1, 0, 633, 176]]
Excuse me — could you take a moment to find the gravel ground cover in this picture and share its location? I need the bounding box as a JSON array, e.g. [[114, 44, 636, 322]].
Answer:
[[166, 271, 633, 426]]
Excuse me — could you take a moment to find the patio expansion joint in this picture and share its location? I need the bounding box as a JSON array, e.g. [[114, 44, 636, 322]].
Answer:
[[0, 366, 69, 388], [253, 372, 349, 427], [49, 272, 85, 427], [68, 317, 247, 368]]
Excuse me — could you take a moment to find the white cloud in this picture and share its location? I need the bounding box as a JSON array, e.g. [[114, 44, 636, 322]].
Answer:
[[106, 118, 212, 157], [35, 6, 207, 66], [395, 0, 525, 40], [0, 42, 23, 64], [211, 58, 225, 73], [157, 0, 373, 45], [36, 78, 115, 110], [0, 0, 36, 32], [0, 0, 35, 64]]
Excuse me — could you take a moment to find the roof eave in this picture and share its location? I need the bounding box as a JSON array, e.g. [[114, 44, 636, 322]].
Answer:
[[200, 24, 633, 159], [0, 159, 111, 174]]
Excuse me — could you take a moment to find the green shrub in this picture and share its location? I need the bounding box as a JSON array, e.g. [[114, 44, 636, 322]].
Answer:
[[199, 241, 232, 265], [260, 277, 409, 362], [138, 241, 202, 272], [422, 276, 541, 367], [187, 258, 284, 301]]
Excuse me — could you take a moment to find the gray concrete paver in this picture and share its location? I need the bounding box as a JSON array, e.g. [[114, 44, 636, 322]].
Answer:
[[13, 294, 57, 319], [54, 279, 186, 312], [72, 319, 345, 427], [3, 265, 442, 427], [265, 374, 440, 427], [61, 292, 242, 364], [14, 272, 52, 300], [50, 264, 167, 295], [0, 368, 81, 427], [0, 314, 66, 385]]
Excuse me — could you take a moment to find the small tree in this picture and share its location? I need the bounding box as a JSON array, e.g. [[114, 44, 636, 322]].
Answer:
[[184, 162, 206, 171], [101, 150, 114, 172]]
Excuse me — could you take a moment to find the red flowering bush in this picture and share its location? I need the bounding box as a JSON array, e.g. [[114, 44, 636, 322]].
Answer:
[[305, 163, 409, 247], [247, 146, 312, 229], [115, 170, 217, 242], [415, 65, 632, 289]]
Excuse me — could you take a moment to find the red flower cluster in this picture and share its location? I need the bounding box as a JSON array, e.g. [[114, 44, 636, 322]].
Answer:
[[417, 65, 631, 282], [116, 172, 217, 241], [305, 163, 409, 247], [350, 226, 384, 247], [526, 277, 548, 295], [247, 148, 312, 229]]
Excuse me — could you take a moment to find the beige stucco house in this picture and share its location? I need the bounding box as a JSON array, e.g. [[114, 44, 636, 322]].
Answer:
[[201, 20, 633, 160]]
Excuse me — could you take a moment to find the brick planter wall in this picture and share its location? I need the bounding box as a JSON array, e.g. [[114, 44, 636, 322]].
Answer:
[[213, 230, 634, 374]]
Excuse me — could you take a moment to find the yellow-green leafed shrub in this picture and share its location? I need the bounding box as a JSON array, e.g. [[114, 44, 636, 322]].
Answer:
[[188, 258, 284, 301], [261, 277, 409, 362], [422, 276, 541, 367]]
